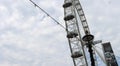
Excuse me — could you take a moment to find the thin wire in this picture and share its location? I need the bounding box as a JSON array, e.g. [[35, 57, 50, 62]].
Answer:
[[29, 0, 66, 29]]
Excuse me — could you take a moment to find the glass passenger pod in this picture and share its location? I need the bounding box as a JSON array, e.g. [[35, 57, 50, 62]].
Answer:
[[67, 32, 78, 38], [64, 14, 75, 21], [63, 2, 72, 8], [71, 51, 83, 58]]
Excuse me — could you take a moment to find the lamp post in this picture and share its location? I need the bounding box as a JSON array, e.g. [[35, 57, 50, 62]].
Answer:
[[82, 34, 95, 66]]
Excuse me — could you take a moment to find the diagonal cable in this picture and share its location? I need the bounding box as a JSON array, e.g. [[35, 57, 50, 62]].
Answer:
[[29, 0, 66, 29]]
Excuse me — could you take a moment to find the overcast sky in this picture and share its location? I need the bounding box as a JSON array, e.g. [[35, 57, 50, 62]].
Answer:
[[0, 0, 120, 66]]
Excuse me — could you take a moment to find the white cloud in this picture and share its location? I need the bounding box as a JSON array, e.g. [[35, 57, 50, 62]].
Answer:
[[0, 0, 120, 66]]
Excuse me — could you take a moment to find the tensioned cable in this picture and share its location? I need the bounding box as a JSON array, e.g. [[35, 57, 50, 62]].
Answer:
[[29, 0, 66, 29]]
